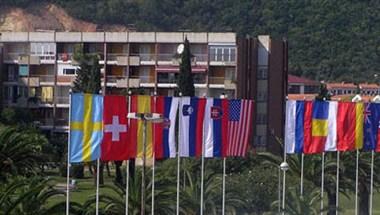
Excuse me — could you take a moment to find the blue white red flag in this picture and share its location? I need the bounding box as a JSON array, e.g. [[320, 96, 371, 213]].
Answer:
[[203, 98, 229, 158], [153, 96, 179, 159], [179, 97, 206, 157]]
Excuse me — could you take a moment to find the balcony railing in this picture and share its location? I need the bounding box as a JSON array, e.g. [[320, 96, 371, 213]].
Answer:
[[129, 75, 154, 84], [106, 75, 127, 83], [4, 53, 26, 62], [30, 75, 55, 83], [55, 118, 68, 126], [57, 53, 74, 61], [209, 77, 226, 84], [193, 54, 208, 62], [56, 96, 69, 104], [106, 53, 127, 61]]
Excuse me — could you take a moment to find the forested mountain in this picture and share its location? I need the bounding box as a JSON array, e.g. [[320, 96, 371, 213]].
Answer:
[[2, 0, 380, 82]]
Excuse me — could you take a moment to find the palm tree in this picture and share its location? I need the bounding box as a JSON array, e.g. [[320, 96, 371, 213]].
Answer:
[[270, 186, 320, 215], [0, 176, 82, 215], [0, 126, 47, 180]]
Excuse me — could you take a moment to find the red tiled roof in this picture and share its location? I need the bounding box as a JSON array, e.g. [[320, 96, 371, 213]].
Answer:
[[326, 82, 356, 89], [288, 94, 375, 102], [288, 75, 318, 85], [359, 83, 380, 89]]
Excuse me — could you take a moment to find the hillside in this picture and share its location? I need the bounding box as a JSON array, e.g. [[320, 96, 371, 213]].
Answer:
[[1, 0, 380, 83], [0, 4, 127, 32]]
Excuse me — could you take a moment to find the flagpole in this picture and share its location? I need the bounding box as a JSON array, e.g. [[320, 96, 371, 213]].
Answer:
[[370, 150, 374, 215], [222, 157, 226, 215], [300, 153, 304, 196], [355, 149, 359, 215], [125, 160, 129, 215], [176, 93, 182, 215], [151, 92, 157, 215], [321, 152, 325, 214], [126, 90, 132, 215], [200, 94, 206, 215], [200, 143, 205, 215], [151, 155, 155, 215], [66, 92, 72, 215], [141, 120, 147, 215], [336, 151, 340, 215], [96, 158, 100, 215]]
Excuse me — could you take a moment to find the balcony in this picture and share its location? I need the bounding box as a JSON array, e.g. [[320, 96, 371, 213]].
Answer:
[[193, 54, 208, 65], [57, 76, 76, 85], [106, 54, 140, 66], [57, 53, 74, 63], [133, 53, 156, 65], [209, 77, 236, 89], [31, 54, 56, 64], [30, 75, 55, 85], [4, 53, 24, 63], [56, 96, 70, 106], [129, 75, 155, 88]]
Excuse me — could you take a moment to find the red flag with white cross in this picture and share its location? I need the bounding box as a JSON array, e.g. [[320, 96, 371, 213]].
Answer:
[[101, 95, 131, 161]]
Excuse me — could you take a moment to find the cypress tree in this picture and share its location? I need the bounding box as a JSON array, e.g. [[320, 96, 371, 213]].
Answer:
[[177, 37, 195, 96], [72, 54, 101, 94], [315, 82, 331, 101]]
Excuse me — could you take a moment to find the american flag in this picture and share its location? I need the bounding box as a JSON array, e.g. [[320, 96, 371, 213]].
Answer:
[[227, 99, 254, 157]]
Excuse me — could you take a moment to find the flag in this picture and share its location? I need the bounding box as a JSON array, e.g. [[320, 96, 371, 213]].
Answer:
[[153, 96, 179, 159], [285, 100, 305, 154], [203, 98, 229, 158], [325, 101, 338, 151], [70, 93, 103, 163], [337, 102, 364, 151], [363, 103, 380, 151], [101, 95, 129, 161], [179, 97, 206, 157], [304, 101, 330, 154], [227, 99, 254, 157], [129, 95, 154, 158]]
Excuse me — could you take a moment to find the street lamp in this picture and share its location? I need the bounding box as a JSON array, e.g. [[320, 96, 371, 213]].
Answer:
[[127, 112, 164, 215], [280, 162, 289, 215]]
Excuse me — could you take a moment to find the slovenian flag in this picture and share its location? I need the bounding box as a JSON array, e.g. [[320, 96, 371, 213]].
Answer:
[[203, 98, 229, 158], [153, 96, 179, 159], [179, 97, 206, 157]]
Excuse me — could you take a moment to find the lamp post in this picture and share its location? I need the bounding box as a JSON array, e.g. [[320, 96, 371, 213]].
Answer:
[[280, 161, 289, 215], [127, 112, 163, 215]]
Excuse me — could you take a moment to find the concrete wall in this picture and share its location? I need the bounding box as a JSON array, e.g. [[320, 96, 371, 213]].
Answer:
[[0, 32, 236, 44]]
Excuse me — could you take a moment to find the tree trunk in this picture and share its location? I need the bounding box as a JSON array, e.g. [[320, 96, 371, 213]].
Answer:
[[359, 183, 369, 215], [114, 161, 123, 186], [94, 162, 104, 185], [327, 191, 336, 215]]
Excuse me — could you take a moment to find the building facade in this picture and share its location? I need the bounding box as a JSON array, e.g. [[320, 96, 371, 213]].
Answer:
[[0, 32, 287, 151]]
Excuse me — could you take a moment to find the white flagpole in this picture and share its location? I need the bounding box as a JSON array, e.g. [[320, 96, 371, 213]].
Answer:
[[222, 157, 226, 215], [321, 152, 325, 214], [281, 153, 287, 215], [151, 156, 155, 215], [176, 93, 182, 215], [300, 153, 304, 196], [126, 90, 132, 215], [355, 149, 359, 215], [369, 150, 374, 215], [151, 92, 157, 215], [336, 151, 340, 215], [200, 147, 205, 215], [96, 159, 100, 215], [125, 160, 129, 215], [66, 92, 72, 215]]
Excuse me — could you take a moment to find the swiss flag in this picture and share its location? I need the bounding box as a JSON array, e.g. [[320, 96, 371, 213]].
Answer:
[[101, 95, 131, 161]]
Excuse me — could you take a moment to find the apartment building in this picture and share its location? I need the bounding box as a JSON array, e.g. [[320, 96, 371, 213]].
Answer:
[[0, 32, 287, 151]]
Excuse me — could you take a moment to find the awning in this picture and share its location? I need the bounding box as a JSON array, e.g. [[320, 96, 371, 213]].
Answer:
[[156, 66, 207, 73]]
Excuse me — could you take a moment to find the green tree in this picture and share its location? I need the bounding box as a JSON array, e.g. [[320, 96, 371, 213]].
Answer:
[[177, 37, 195, 96]]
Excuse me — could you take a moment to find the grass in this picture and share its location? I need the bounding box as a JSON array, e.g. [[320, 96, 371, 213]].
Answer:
[[44, 167, 380, 214]]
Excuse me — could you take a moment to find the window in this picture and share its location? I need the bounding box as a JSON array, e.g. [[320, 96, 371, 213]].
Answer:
[[7, 65, 18, 81], [256, 114, 267, 124], [257, 67, 268, 80], [30, 43, 56, 56], [257, 91, 268, 102], [63, 68, 76, 75], [209, 46, 236, 62]]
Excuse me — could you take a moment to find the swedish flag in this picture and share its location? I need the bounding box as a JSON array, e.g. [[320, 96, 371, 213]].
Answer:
[[69, 93, 103, 163]]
